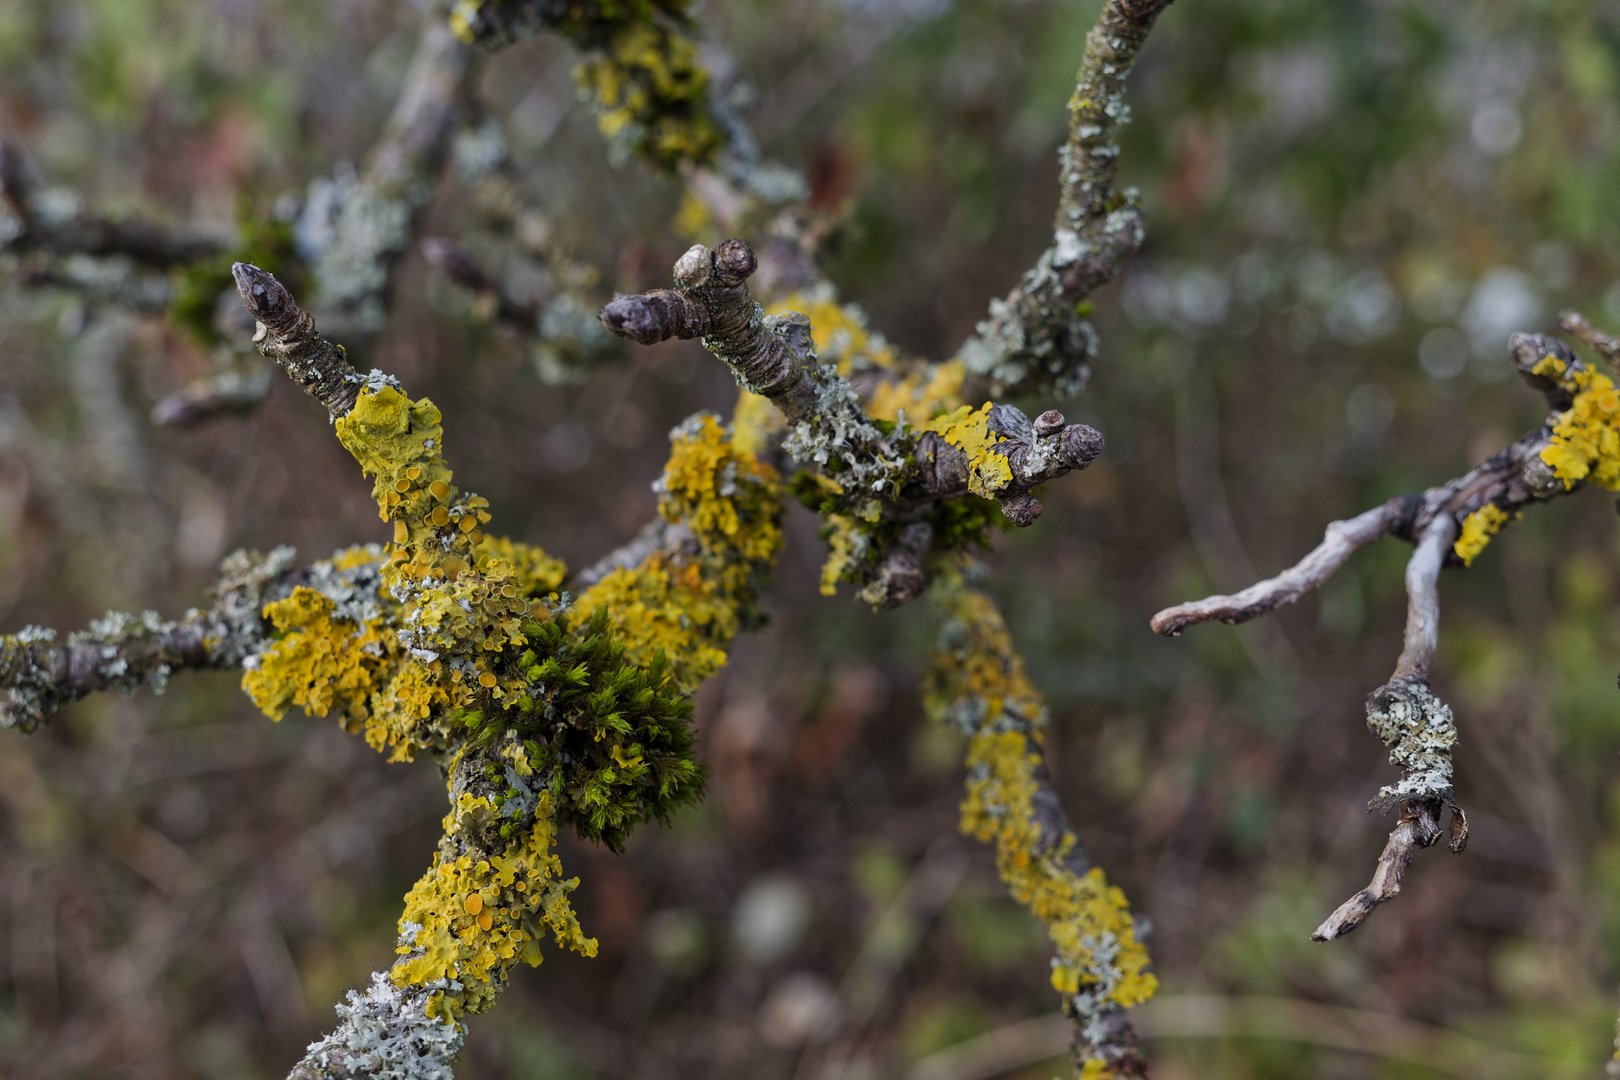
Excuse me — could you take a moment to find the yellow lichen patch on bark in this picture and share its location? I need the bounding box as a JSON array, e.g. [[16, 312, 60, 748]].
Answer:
[[244, 587, 388, 723], [1453, 503, 1519, 566], [960, 729, 1155, 1005], [472, 536, 567, 598], [393, 791, 596, 1020], [577, 414, 781, 693], [1540, 364, 1620, 490], [925, 569, 1155, 1077], [574, 559, 731, 693], [656, 413, 782, 566], [922, 404, 1015, 498], [730, 389, 782, 459]]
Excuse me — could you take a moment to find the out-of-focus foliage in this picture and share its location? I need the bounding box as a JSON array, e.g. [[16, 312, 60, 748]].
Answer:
[[3, 0, 1620, 1077]]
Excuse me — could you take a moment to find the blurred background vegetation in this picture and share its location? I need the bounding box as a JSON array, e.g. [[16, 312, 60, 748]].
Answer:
[[2, 0, 1620, 1077]]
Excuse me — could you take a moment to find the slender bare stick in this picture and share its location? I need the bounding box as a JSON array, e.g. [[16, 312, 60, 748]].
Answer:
[[1150, 500, 1408, 637], [1393, 513, 1454, 681], [1559, 309, 1620, 370]]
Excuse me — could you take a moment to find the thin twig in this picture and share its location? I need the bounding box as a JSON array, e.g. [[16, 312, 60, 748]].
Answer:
[[1151, 501, 1407, 636]]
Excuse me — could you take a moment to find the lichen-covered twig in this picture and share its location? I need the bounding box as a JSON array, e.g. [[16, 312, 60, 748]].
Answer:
[[1154, 327, 1611, 639], [447, 0, 723, 168], [599, 239, 1103, 605], [926, 565, 1154, 1079], [955, 0, 1176, 398], [1560, 309, 1620, 370], [0, 548, 295, 733], [1310, 514, 1466, 942], [233, 262, 367, 416], [295, 18, 474, 331], [1152, 319, 1620, 939], [213, 265, 784, 1078]]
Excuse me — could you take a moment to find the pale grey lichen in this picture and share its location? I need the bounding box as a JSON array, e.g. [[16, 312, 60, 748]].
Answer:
[[532, 293, 619, 385], [297, 165, 416, 331], [304, 545, 389, 625], [1, 546, 298, 732], [452, 120, 507, 185], [293, 970, 465, 1080], [1365, 677, 1457, 812]]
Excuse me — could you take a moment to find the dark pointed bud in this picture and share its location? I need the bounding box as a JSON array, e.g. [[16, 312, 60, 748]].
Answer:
[[1033, 410, 1066, 438], [233, 263, 293, 322]]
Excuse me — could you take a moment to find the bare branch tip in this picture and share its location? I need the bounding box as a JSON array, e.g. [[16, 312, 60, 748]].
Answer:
[[232, 262, 293, 322], [598, 293, 671, 345]]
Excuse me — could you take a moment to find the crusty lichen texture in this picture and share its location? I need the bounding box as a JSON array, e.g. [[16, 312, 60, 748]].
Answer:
[[925, 567, 1155, 1078], [1535, 352, 1620, 491], [1364, 678, 1457, 812], [394, 785, 596, 1020], [225, 267, 796, 1066], [448, 0, 722, 169], [600, 241, 1104, 607], [1452, 502, 1517, 566]]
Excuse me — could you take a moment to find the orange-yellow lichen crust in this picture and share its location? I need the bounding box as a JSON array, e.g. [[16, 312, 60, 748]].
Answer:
[[925, 568, 1155, 1078], [576, 413, 783, 693], [393, 786, 596, 1021], [245, 585, 386, 724], [240, 383, 570, 762], [921, 403, 1016, 497], [1452, 503, 1519, 567], [240, 545, 454, 761], [767, 286, 900, 377], [1536, 354, 1620, 491]]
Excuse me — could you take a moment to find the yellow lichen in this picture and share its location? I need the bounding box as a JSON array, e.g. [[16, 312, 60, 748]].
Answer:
[[243, 587, 388, 723], [731, 389, 782, 459], [1453, 503, 1518, 566], [672, 188, 718, 243], [766, 287, 898, 376], [656, 414, 782, 565], [925, 568, 1156, 1071], [867, 359, 968, 425], [1539, 362, 1620, 490], [922, 403, 1015, 497], [471, 535, 568, 598], [393, 790, 596, 1019], [960, 729, 1155, 1005], [577, 414, 782, 693], [573, 22, 721, 168]]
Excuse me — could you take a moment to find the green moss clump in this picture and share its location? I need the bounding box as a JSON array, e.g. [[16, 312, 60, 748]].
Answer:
[[170, 207, 302, 345], [463, 606, 705, 852]]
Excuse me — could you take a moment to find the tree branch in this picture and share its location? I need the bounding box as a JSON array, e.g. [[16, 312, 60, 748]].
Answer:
[[0, 548, 297, 733], [599, 240, 1103, 516], [296, 18, 474, 330], [927, 566, 1154, 1079], [1147, 318, 1620, 941], [956, 0, 1176, 398], [0, 136, 226, 268]]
